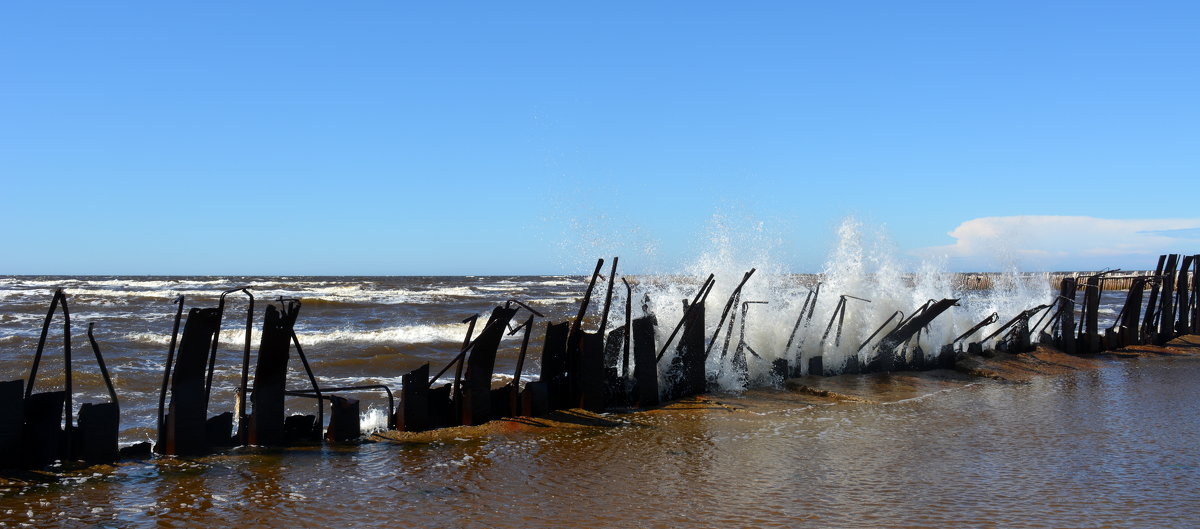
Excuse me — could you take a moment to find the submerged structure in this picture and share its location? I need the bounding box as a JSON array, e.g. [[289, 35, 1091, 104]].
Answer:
[[1, 253, 1198, 469]]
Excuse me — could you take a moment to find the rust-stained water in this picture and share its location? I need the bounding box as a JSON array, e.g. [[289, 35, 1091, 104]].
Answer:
[[4, 356, 1199, 528]]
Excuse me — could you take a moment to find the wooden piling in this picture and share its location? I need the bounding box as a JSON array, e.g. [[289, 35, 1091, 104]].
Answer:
[[631, 315, 659, 408], [1176, 255, 1193, 335], [160, 308, 222, 455], [398, 364, 430, 432], [539, 322, 570, 410], [1192, 255, 1200, 334], [1058, 278, 1077, 354], [246, 303, 299, 446], [1142, 256, 1166, 343], [1118, 277, 1146, 347], [462, 306, 518, 426], [1083, 275, 1101, 354], [0, 380, 22, 468], [76, 402, 119, 464], [1157, 254, 1179, 345]]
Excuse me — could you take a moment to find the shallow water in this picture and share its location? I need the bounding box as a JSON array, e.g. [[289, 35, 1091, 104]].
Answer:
[[0, 272, 1098, 444], [4, 356, 1198, 528]]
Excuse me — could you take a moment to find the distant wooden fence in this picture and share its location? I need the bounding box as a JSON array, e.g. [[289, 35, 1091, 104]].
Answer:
[[949, 272, 1155, 291]]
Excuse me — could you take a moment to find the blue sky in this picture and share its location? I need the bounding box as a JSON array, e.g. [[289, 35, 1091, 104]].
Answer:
[[2, 2, 1197, 275]]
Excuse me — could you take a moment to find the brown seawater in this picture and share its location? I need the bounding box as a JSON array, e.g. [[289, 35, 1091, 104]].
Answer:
[[2, 274, 1192, 527], [3, 356, 1199, 528]]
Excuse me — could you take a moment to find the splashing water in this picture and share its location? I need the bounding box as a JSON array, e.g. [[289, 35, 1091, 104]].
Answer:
[[614, 216, 1055, 394], [360, 407, 392, 434]]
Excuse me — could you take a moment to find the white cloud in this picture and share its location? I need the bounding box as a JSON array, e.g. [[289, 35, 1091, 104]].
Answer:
[[914, 216, 1200, 271]]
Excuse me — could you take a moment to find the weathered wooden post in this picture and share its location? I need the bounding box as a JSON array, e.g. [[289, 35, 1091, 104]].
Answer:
[[672, 299, 708, 398], [158, 288, 254, 455], [326, 395, 360, 442], [1142, 256, 1166, 343], [579, 258, 619, 412], [462, 306, 519, 425], [1083, 275, 1101, 354], [538, 322, 570, 410], [1157, 254, 1179, 344], [565, 259, 605, 407], [632, 311, 659, 408], [1192, 255, 1200, 334], [398, 364, 430, 431], [1175, 255, 1193, 335], [1060, 278, 1080, 352], [15, 291, 121, 467], [656, 274, 714, 398], [577, 331, 607, 411], [0, 380, 22, 468], [1118, 277, 1147, 347], [245, 302, 300, 446]]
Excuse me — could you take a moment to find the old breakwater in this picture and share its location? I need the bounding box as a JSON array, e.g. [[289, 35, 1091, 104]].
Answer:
[[1, 252, 1197, 472], [961, 271, 1160, 291]]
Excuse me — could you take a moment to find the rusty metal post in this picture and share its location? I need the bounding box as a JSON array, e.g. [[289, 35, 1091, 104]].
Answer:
[[62, 291, 72, 457], [784, 283, 820, 377], [729, 301, 768, 385], [448, 314, 479, 426], [705, 269, 757, 359], [656, 274, 715, 363], [507, 315, 535, 417], [868, 298, 957, 372], [288, 330, 324, 439], [598, 257, 618, 334], [566, 259, 606, 406], [205, 287, 252, 412], [578, 258, 619, 411], [858, 311, 904, 354], [622, 279, 633, 380], [25, 289, 64, 399], [157, 295, 184, 438], [77, 323, 120, 464], [222, 288, 254, 441], [816, 295, 870, 374], [809, 296, 846, 376], [22, 290, 73, 466], [958, 312, 1001, 348]]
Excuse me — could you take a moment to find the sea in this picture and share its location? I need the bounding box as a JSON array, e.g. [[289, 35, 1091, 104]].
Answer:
[[1, 273, 1194, 528]]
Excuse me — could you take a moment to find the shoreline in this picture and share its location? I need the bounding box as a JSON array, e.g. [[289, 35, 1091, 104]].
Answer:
[[372, 334, 1200, 446]]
